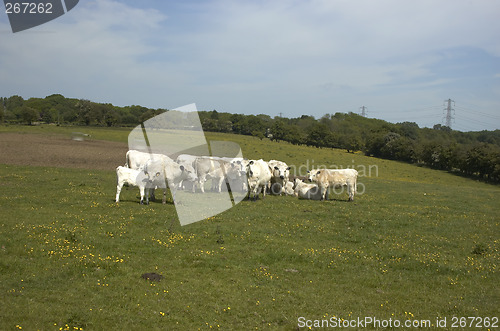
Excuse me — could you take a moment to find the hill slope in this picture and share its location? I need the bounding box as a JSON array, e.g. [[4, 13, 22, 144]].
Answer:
[[0, 126, 498, 330]]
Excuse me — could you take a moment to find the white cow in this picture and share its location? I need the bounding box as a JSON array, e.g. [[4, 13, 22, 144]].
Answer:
[[194, 157, 237, 193], [126, 150, 167, 170], [292, 178, 325, 200], [267, 160, 291, 195], [175, 154, 199, 191], [307, 168, 358, 201], [246, 159, 272, 201], [176, 154, 246, 192], [128, 150, 197, 198], [144, 157, 198, 204], [115, 166, 150, 204]]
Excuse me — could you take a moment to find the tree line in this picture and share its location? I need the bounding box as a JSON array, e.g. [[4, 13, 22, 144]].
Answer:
[[2, 94, 499, 182]]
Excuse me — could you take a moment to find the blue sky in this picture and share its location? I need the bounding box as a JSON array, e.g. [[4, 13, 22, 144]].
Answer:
[[1, 0, 499, 131]]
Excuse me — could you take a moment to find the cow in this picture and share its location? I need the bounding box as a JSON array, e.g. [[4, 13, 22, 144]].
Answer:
[[175, 154, 199, 191], [267, 160, 291, 195], [144, 157, 198, 204], [194, 157, 243, 193], [292, 178, 325, 200], [126, 150, 168, 170], [307, 168, 358, 201], [176, 154, 246, 192], [246, 159, 272, 201], [128, 150, 197, 199], [115, 166, 150, 204]]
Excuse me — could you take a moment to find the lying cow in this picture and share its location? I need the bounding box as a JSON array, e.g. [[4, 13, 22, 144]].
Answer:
[[267, 160, 291, 195], [246, 159, 272, 201], [115, 166, 150, 204], [292, 178, 325, 200], [307, 168, 358, 201]]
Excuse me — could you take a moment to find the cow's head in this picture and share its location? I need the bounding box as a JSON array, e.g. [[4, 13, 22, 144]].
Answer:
[[307, 169, 321, 183], [180, 164, 198, 182], [225, 162, 243, 180], [246, 160, 255, 177], [292, 177, 303, 190], [271, 164, 291, 180], [231, 160, 247, 178], [144, 161, 167, 189]]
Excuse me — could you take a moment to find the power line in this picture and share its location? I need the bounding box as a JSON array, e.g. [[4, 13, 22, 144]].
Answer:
[[455, 106, 500, 120]]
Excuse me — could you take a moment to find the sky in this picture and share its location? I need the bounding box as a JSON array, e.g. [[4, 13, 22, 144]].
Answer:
[[1, 0, 499, 131]]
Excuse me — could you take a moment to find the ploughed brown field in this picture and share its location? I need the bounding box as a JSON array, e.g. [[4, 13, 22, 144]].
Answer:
[[0, 132, 127, 170]]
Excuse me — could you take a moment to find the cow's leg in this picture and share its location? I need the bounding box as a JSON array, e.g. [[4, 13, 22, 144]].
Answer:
[[199, 176, 206, 193], [150, 188, 156, 202], [348, 184, 354, 201], [141, 186, 148, 205], [217, 177, 224, 193], [115, 182, 123, 203], [320, 185, 328, 201], [162, 188, 167, 204]]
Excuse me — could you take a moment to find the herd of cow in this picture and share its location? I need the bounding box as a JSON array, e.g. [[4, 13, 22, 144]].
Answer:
[[115, 150, 359, 205]]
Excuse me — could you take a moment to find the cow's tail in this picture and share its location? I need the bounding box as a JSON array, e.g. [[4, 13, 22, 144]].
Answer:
[[125, 150, 130, 168]]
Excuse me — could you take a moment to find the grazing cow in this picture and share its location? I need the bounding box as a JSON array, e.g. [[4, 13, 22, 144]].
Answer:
[[307, 168, 358, 201], [292, 178, 325, 200], [144, 157, 198, 204], [115, 166, 149, 204], [246, 159, 272, 201], [267, 160, 291, 195]]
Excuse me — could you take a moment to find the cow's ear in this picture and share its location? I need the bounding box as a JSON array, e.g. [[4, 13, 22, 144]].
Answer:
[[316, 170, 321, 175], [179, 165, 185, 171]]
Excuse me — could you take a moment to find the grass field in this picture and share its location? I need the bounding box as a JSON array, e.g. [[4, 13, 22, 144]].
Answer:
[[0, 125, 499, 330]]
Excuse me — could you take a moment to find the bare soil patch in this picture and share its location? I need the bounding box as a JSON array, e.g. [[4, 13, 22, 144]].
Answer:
[[0, 132, 128, 171]]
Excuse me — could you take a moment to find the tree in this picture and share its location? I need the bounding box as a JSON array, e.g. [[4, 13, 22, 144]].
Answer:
[[20, 106, 39, 125], [340, 133, 363, 153], [103, 106, 120, 127], [306, 123, 334, 148], [270, 119, 288, 142], [76, 99, 93, 125]]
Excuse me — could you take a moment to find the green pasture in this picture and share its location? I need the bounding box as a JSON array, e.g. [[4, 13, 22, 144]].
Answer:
[[0, 126, 499, 330]]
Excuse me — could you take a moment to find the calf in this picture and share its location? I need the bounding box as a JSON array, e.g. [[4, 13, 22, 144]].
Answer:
[[267, 160, 291, 195], [246, 159, 272, 201], [115, 166, 150, 204], [292, 178, 325, 200]]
